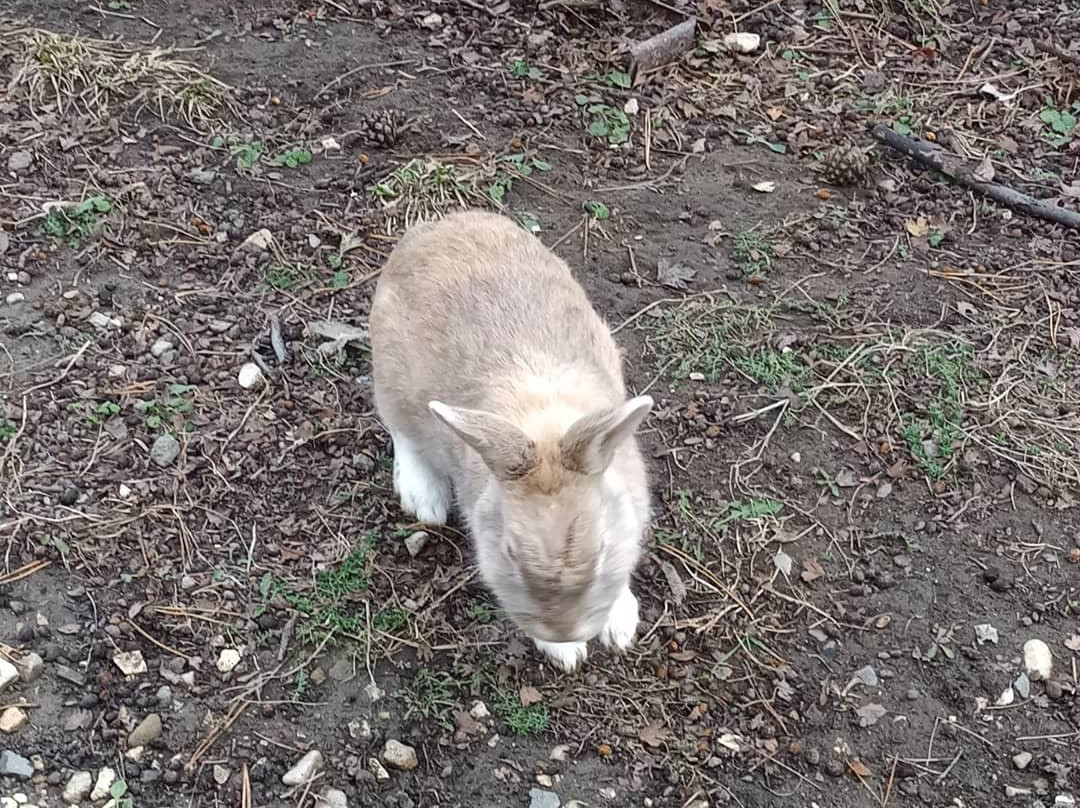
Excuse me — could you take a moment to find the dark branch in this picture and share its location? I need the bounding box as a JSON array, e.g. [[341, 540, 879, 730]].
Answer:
[[868, 123, 1080, 231]]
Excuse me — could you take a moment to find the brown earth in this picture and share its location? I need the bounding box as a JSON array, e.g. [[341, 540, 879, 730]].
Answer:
[[1, 2, 1079, 808]]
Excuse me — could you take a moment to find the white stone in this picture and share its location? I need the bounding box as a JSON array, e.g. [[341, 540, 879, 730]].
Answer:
[[150, 337, 174, 358], [216, 648, 242, 673], [0, 659, 19, 692], [724, 32, 761, 53], [368, 757, 390, 781], [5, 292, 24, 305], [63, 771, 93, 803], [1023, 638, 1053, 680], [237, 362, 265, 390], [282, 750, 323, 785], [0, 707, 28, 733], [91, 766, 117, 800], [89, 311, 121, 329], [112, 650, 147, 676], [381, 739, 417, 770], [1013, 751, 1032, 770], [213, 764, 231, 785], [119, 483, 133, 498], [469, 701, 490, 721], [240, 228, 274, 252]]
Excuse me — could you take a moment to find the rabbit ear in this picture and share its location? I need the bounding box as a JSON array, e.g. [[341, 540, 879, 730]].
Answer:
[[429, 401, 538, 480], [561, 395, 653, 475]]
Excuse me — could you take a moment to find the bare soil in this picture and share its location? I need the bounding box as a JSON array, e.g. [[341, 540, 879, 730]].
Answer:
[[1, 2, 1079, 808]]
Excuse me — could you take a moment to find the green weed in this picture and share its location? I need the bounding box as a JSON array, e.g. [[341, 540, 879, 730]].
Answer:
[[509, 59, 542, 80], [899, 343, 978, 480], [494, 689, 550, 736], [402, 668, 460, 729], [576, 92, 630, 145], [134, 383, 196, 432], [272, 147, 313, 168], [373, 606, 409, 634], [717, 498, 784, 525], [0, 420, 16, 441], [264, 262, 305, 291], [732, 230, 773, 276], [43, 196, 111, 245], [733, 347, 808, 391], [276, 534, 377, 645], [486, 154, 551, 205], [1039, 98, 1079, 148], [465, 602, 502, 624]]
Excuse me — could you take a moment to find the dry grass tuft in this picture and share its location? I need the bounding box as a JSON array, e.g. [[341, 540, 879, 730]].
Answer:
[[4, 26, 237, 128]]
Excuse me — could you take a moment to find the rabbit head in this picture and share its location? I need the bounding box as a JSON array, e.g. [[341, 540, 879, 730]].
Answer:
[[429, 394, 652, 644]]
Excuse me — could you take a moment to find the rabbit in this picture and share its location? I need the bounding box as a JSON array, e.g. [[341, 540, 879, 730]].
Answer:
[[369, 209, 653, 672]]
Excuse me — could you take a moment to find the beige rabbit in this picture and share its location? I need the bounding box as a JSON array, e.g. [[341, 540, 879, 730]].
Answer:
[[369, 209, 652, 671]]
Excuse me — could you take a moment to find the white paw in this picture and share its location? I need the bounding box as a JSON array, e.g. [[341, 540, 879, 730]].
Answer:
[[534, 639, 589, 673], [392, 435, 450, 525], [599, 587, 639, 651]]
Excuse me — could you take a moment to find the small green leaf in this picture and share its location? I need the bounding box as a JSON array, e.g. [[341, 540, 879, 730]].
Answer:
[[574, 93, 591, 106], [928, 230, 945, 247], [587, 119, 609, 137], [259, 572, 273, 598], [583, 200, 610, 220], [531, 158, 552, 171], [110, 780, 128, 799], [891, 119, 913, 136], [330, 270, 350, 288], [606, 70, 631, 88]]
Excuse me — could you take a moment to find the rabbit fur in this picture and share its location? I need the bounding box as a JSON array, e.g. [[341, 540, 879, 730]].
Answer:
[[369, 209, 652, 671]]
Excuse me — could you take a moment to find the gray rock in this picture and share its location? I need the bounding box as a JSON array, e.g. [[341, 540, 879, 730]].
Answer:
[[0, 750, 34, 779], [127, 713, 162, 747], [17, 652, 44, 683], [63, 771, 93, 803], [155, 685, 173, 708], [7, 150, 32, 172], [382, 739, 418, 770], [404, 530, 429, 558], [316, 788, 349, 808], [150, 433, 180, 467], [1013, 751, 1033, 770], [150, 337, 174, 358], [529, 788, 561, 808], [282, 750, 323, 785]]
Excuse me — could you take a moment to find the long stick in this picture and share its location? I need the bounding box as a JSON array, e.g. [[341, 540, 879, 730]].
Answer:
[[868, 123, 1080, 231]]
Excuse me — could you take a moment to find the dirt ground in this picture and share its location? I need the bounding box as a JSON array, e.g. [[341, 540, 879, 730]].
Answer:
[[1, 1, 1079, 807]]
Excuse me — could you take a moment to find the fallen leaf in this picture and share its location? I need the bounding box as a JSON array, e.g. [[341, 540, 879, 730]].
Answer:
[[660, 560, 687, 604], [668, 649, 697, 662], [848, 759, 872, 778], [717, 733, 742, 752], [974, 623, 999, 645], [1064, 634, 1080, 651], [855, 703, 886, 727], [773, 548, 793, 577], [638, 719, 671, 748], [971, 155, 995, 183], [801, 558, 825, 583], [306, 319, 369, 357], [905, 216, 929, 237], [816, 188, 831, 200], [752, 180, 776, 193], [519, 685, 543, 707], [835, 468, 859, 487], [656, 258, 697, 290]]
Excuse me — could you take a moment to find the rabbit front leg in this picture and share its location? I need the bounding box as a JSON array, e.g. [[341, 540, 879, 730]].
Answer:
[[390, 430, 451, 526], [534, 638, 589, 673], [598, 586, 640, 651]]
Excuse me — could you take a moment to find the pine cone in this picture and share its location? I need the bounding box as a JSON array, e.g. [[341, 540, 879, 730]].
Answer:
[[821, 144, 870, 186], [354, 109, 406, 149]]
